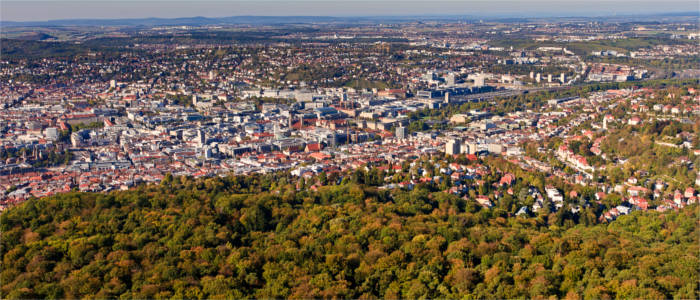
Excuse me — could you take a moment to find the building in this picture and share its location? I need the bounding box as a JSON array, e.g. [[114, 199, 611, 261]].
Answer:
[[446, 139, 461, 155], [396, 126, 408, 140], [488, 143, 503, 154], [465, 142, 478, 154], [315, 107, 339, 119], [196, 130, 206, 147], [445, 73, 456, 86], [474, 74, 485, 87], [70, 132, 84, 147], [628, 116, 641, 126], [43, 127, 59, 141], [449, 114, 469, 124]]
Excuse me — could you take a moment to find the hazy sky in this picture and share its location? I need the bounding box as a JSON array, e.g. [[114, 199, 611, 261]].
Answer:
[[2, 0, 698, 22]]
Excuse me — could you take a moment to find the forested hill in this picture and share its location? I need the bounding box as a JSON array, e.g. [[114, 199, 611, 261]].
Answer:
[[1, 174, 698, 299]]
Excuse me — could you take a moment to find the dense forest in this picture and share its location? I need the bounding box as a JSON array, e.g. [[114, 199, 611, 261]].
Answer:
[[1, 174, 698, 299]]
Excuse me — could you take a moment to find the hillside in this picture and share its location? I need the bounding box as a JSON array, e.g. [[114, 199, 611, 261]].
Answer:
[[1, 174, 698, 299]]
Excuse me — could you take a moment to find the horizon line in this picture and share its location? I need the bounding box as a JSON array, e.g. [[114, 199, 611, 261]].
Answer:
[[2, 11, 696, 24]]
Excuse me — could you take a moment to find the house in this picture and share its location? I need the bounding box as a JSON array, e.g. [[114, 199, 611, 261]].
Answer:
[[628, 116, 641, 125], [616, 205, 631, 215], [654, 180, 666, 191], [684, 187, 695, 198], [545, 186, 561, 199], [475, 195, 493, 208], [448, 163, 464, 171], [569, 190, 578, 198], [614, 184, 625, 193], [627, 186, 648, 197], [516, 206, 529, 216], [305, 143, 323, 152], [499, 173, 515, 186], [595, 192, 606, 201], [309, 152, 331, 161], [628, 196, 649, 210], [674, 190, 683, 205]]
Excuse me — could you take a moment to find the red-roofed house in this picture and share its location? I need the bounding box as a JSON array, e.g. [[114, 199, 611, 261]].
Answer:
[[499, 173, 515, 186], [309, 152, 331, 161], [305, 143, 323, 152], [685, 187, 695, 198]]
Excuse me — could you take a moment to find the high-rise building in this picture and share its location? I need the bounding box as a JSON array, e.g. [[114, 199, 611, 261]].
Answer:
[[396, 126, 408, 140], [274, 124, 285, 139], [460, 143, 470, 154], [547, 74, 553, 83], [466, 142, 478, 154], [197, 130, 206, 147], [446, 139, 461, 155], [536, 73, 541, 83], [560, 73, 566, 83], [444, 92, 451, 104]]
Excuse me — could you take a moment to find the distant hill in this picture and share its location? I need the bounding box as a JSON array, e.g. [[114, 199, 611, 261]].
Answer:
[[12, 32, 57, 41], [0, 16, 366, 27], [1, 12, 697, 27], [0, 39, 128, 60]]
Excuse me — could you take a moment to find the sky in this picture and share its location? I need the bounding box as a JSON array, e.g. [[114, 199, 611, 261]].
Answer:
[[1, 0, 698, 22]]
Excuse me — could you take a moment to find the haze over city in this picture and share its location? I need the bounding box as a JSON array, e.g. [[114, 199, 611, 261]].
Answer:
[[2, 0, 698, 21]]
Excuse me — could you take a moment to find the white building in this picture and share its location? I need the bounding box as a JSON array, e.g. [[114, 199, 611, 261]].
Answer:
[[446, 139, 461, 155]]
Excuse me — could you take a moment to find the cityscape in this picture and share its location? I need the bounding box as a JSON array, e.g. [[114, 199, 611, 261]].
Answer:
[[1, 2, 699, 299]]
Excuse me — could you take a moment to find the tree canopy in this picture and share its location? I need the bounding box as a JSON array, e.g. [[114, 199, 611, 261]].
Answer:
[[1, 174, 698, 299]]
